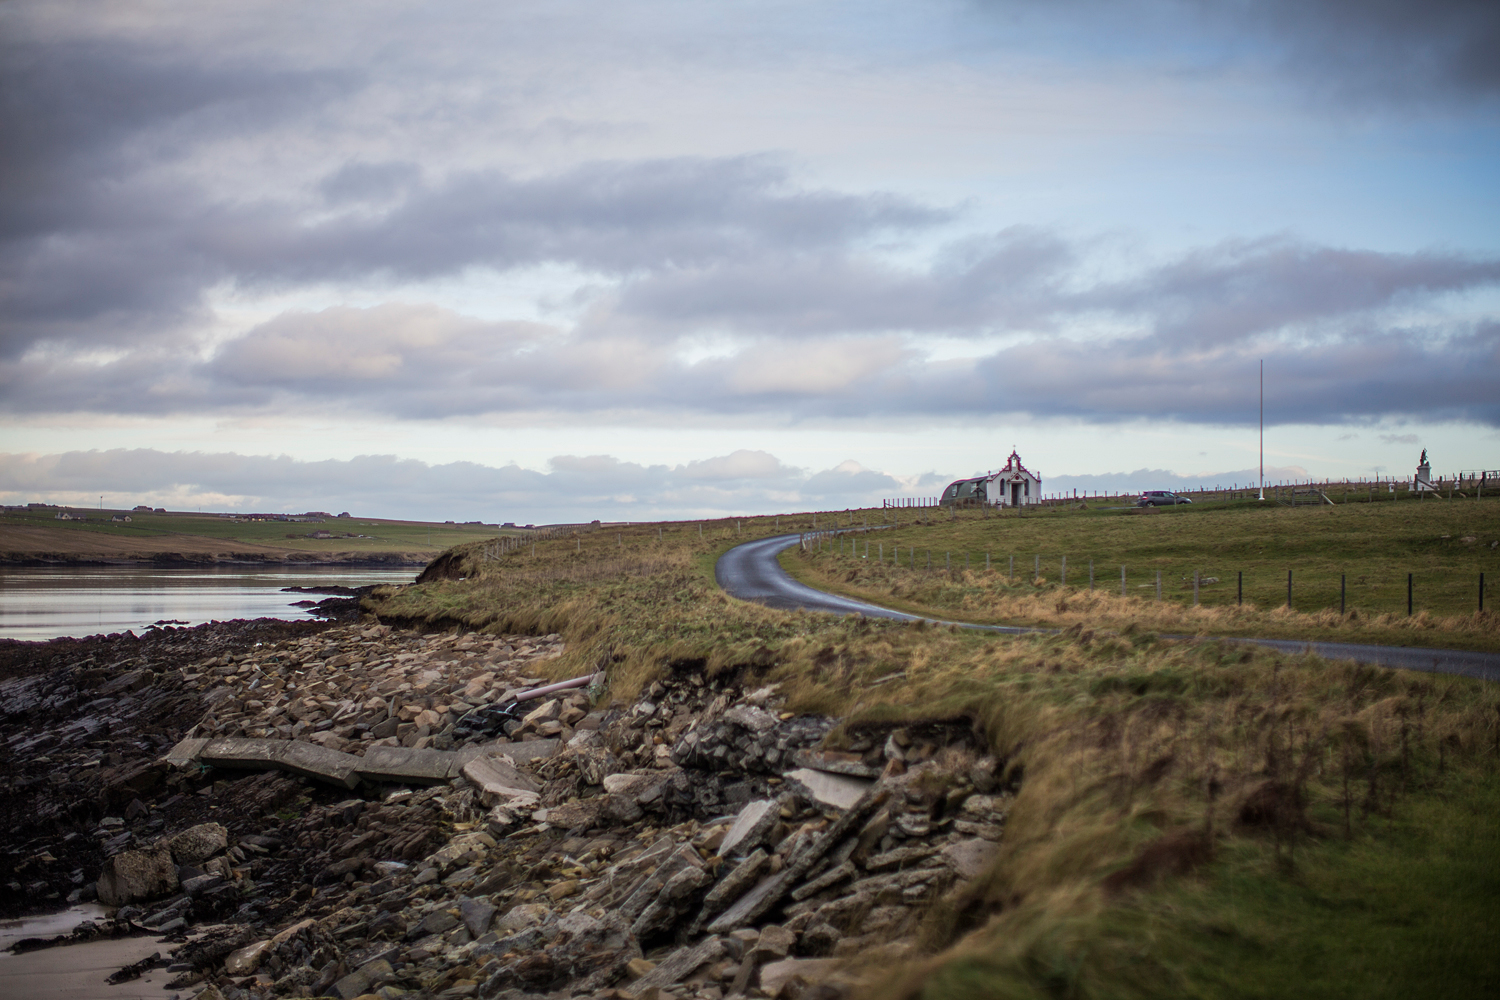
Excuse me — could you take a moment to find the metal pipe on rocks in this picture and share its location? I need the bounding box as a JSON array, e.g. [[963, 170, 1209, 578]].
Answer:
[[512, 672, 607, 704]]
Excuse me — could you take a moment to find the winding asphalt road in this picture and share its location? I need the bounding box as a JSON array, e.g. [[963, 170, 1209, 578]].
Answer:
[[715, 533, 1500, 683]]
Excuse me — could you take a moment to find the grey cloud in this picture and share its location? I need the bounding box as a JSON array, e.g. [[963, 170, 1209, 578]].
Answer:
[[1216, 0, 1500, 104], [0, 17, 951, 357], [0, 38, 359, 353], [1046, 465, 1312, 495], [607, 226, 1071, 337], [1087, 238, 1500, 346], [980, 0, 1500, 105], [0, 448, 917, 523], [5, 247, 1497, 427], [601, 234, 1500, 346], [1379, 433, 1420, 445], [247, 157, 950, 284], [2, 151, 948, 357], [318, 162, 424, 205]]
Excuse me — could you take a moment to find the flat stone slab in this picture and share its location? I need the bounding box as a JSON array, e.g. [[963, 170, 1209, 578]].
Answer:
[[791, 749, 880, 779], [941, 837, 999, 880], [625, 937, 725, 997], [357, 746, 454, 785], [717, 799, 778, 858], [705, 873, 784, 935], [785, 768, 873, 810], [759, 958, 842, 997]]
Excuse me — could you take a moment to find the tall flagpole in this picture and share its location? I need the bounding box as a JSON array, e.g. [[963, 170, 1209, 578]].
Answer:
[[1258, 359, 1264, 501]]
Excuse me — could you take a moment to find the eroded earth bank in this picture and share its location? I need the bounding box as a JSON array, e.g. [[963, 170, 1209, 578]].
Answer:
[[1, 616, 1011, 1000]]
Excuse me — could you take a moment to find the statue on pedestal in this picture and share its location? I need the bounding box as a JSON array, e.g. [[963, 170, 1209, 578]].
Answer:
[[1415, 449, 1432, 491]]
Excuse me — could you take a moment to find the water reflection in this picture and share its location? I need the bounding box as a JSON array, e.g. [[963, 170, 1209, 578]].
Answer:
[[0, 566, 418, 641]]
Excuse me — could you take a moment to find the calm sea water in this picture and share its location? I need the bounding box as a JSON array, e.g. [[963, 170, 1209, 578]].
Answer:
[[0, 566, 419, 642]]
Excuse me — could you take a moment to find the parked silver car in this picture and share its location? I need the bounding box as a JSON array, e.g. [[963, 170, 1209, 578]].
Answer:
[[1137, 490, 1192, 507]]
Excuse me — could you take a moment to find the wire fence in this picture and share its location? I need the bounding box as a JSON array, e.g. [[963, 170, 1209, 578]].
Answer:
[[800, 532, 1491, 617], [882, 473, 1499, 509]]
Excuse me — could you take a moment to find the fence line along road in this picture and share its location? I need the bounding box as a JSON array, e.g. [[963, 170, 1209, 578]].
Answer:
[[714, 533, 1500, 684]]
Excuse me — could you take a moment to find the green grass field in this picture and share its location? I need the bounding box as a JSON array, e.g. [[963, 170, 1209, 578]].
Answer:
[[0, 506, 529, 556], [785, 496, 1500, 651]]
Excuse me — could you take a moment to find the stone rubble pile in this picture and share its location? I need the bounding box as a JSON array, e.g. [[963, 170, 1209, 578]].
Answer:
[[5, 621, 1014, 1000], [185, 627, 567, 752]]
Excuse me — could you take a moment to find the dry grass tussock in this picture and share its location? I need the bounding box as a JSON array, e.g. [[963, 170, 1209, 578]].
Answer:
[[369, 529, 1500, 997], [837, 632, 1500, 999]]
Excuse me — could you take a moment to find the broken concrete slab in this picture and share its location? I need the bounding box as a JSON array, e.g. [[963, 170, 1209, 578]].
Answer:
[[356, 745, 454, 785], [198, 738, 287, 771], [165, 736, 363, 789], [161, 737, 208, 768], [462, 755, 542, 809], [791, 749, 880, 779], [785, 767, 873, 810], [278, 740, 364, 789], [460, 754, 540, 792]]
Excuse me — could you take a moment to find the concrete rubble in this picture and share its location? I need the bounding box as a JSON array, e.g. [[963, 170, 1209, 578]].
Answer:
[[0, 619, 1013, 1000]]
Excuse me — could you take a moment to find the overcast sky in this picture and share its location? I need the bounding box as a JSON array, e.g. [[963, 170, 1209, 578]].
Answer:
[[3, 0, 1497, 522]]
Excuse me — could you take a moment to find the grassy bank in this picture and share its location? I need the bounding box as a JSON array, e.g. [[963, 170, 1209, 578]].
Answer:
[[0, 506, 516, 561], [364, 515, 1500, 998], [785, 498, 1500, 652]]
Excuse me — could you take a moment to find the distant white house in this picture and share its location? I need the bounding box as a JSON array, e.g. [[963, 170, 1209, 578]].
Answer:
[[941, 450, 1043, 507]]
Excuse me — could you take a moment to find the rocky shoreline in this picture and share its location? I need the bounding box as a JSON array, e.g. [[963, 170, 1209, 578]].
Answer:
[[1, 616, 1011, 1000]]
